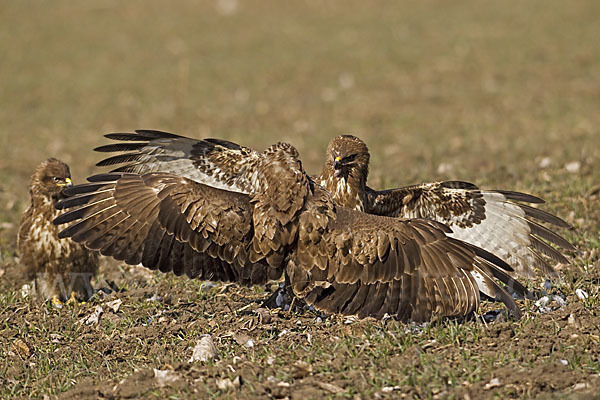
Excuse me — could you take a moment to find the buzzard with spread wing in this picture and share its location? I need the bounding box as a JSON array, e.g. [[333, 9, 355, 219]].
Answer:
[[318, 135, 574, 278], [55, 142, 526, 321], [92, 130, 573, 280], [18, 158, 99, 305]]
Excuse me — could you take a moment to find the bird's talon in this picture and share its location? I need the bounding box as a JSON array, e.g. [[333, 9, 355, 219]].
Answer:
[[65, 292, 78, 306], [52, 295, 64, 309]]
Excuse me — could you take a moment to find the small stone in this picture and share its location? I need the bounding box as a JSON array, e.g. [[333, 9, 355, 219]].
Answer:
[[146, 294, 162, 302], [233, 332, 254, 348], [559, 359, 568, 366], [484, 378, 501, 389], [539, 157, 552, 168], [575, 289, 589, 300], [535, 296, 552, 313], [216, 377, 235, 391], [552, 295, 567, 307], [104, 298, 122, 313], [153, 368, 181, 387], [565, 161, 581, 173], [568, 314, 582, 329], [572, 382, 589, 391], [316, 381, 344, 394], [189, 335, 218, 363], [267, 356, 275, 365], [49, 333, 62, 343]]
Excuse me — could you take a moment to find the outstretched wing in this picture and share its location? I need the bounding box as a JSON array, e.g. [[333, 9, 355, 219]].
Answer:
[[365, 181, 574, 278], [287, 194, 525, 322], [53, 173, 283, 285], [94, 130, 260, 194]]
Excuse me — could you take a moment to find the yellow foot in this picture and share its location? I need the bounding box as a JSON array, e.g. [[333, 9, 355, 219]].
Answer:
[[65, 291, 79, 306], [51, 295, 64, 309]]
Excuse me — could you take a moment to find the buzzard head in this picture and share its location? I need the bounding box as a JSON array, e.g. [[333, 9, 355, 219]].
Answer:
[[30, 158, 73, 202], [324, 135, 370, 181]]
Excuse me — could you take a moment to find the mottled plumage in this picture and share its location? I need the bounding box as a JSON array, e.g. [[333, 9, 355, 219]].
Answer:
[[18, 158, 99, 302], [318, 135, 575, 278], [93, 130, 573, 280], [95, 130, 261, 194], [56, 142, 527, 321]]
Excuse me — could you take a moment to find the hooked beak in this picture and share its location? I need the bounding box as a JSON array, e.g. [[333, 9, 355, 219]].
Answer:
[[58, 177, 72, 187], [333, 156, 342, 177]]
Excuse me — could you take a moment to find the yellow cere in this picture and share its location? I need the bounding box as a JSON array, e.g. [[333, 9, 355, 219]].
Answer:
[[335, 156, 341, 163]]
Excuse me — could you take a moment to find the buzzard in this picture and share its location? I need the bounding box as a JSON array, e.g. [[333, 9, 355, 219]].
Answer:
[[55, 142, 527, 321], [18, 158, 99, 305], [317, 135, 574, 278], [92, 130, 574, 280]]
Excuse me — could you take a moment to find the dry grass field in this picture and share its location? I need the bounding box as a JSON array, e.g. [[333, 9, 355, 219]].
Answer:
[[1, 1, 599, 398]]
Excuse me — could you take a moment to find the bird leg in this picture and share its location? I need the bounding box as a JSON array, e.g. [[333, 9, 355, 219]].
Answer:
[[51, 295, 64, 308], [262, 282, 292, 310], [262, 280, 319, 316], [65, 291, 79, 306]]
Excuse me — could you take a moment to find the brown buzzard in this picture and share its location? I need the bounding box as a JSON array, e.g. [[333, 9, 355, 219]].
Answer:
[[18, 158, 99, 305], [55, 142, 527, 321], [317, 135, 574, 278], [92, 130, 573, 280]]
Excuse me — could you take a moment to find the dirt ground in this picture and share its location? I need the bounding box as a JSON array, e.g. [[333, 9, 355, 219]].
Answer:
[[1, 1, 600, 399], [2, 262, 600, 399]]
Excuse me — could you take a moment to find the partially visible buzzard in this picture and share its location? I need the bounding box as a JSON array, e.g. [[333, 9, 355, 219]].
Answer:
[[55, 142, 527, 321], [18, 158, 99, 304], [92, 130, 574, 280], [317, 135, 574, 278]]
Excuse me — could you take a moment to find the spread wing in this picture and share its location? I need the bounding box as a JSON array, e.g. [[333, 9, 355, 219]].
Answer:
[[365, 181, 574, 278], [287, 190, 526, 321], [94, 130, 260, 194], [53, 173, 283, 286]]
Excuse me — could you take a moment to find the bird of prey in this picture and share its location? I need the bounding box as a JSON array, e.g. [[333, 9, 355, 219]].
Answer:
[[55, 142, 527, 321], [18, 158, 99, 305], [317, 135, 574, 279], [92, 130, 574, 280]]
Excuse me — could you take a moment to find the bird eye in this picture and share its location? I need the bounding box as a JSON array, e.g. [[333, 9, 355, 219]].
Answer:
[[342, 154, 356, 163], [52, 177, 60, 182]]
